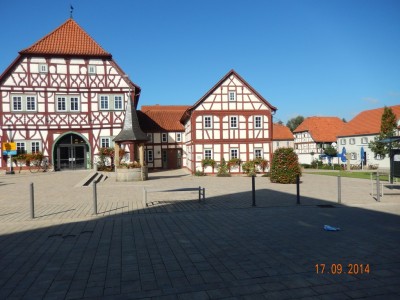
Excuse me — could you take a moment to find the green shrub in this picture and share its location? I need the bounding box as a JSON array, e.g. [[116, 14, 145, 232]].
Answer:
[[194, 170, 205, 176], [270, 148, 301, 184], [217, 158, 231, 177]]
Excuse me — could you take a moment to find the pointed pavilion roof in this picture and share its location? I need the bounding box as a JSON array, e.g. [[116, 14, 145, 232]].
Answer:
[[113, 96, 148, 143], [19, 18, 111, 57]]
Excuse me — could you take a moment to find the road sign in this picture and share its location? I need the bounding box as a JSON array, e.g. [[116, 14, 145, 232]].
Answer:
[[2, 142, 17, 155]]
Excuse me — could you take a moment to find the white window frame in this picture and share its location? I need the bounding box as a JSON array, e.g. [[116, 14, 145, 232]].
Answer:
[[26, 96, 36, 111], [254, 149, 263, 159], [16, 141, 26, 154], [351, 152, 357, 160], [100, 137, 111, 148], [147, 150, 154, 163], [176, 133, 182, 142], [204, 149, 212, 160], [254, 116, 262, 129], [31, 141, 41, 153], [12, 96, 23, 111], [361, 137, 368, 144], [114, 95, 123, 110], [229, 91, 236, 101], [57, 96, 67, 111], [88, 65, 97, 74], [162, 133, 168, 142], [39, 64, 48, 73], [230, 116, 238, 128], [230, 148, 239, 159], [70, 97, 80, 112], [204, 116, 212, 128], [349, 138, 356, 145], [340, 139, 346, 145], [100, 95, 109, 110]]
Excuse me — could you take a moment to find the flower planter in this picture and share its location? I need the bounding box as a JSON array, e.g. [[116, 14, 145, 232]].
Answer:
[[116, 168, 147, 182]]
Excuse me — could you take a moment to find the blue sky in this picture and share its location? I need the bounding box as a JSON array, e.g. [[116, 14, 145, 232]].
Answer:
[[1, 0, 399, 123]]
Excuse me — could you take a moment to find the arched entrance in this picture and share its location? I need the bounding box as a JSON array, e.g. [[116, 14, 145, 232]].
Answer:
[[53, 133, 90, 171]]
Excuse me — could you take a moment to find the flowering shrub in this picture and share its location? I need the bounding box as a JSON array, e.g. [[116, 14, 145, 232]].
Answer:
[[217, 158, 231, 177], [118, 161, 141, 169], [270, 148, 301, 184], [96, 147, 126, 171]]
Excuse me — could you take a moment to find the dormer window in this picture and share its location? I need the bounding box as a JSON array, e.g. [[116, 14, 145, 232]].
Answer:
[[39, 64, 48, 73], [229, 91, 236, 101], [88, 65, 97, 74]]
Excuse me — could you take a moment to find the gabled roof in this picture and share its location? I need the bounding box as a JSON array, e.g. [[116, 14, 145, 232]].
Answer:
[[337, 105, 400, 137], [294, 117, 345, 142], [181, 69, 277, 122], [19, 18, 111, 57], [273, 123, 294, 141], [139, 105, 190, 132]]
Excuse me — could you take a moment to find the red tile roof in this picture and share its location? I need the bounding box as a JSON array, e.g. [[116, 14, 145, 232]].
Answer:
[[19, 19, 111, 57], [294, 117, 345, 142], [338, 105, 400, 137], [139, 105, 190, 132], [273, 123, 294, 140]]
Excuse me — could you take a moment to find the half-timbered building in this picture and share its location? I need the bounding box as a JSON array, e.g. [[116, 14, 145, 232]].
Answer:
[[293, 116, 345, 164], [0, 18, 141, 171], [181, 70, 277, 174]]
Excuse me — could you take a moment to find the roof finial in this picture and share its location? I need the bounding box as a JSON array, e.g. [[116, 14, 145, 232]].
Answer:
[[70, 4, 74, 19]]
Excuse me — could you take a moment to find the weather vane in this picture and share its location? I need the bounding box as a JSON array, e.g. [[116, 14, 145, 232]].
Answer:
[[70, 4, 74, 19]]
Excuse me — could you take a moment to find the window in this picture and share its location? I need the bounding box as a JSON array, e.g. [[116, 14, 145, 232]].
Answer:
[[229, 91, 236, 101], [361, 137, 368, 144], [26, 96, 36, 111], [57, 97, 67, 111], [12, 96, 22, 111], [31, 141, 40, 153], [349, 138, 356, 145], [88, 65, 97, 74], [147, 134, 153, 143], [351, 152, 357, 160], [39, 64, 48, 73], [230, 148, 239, 159], [70, 97, 79, 111], [100, 95, 109, 110], [12, 95, 37, 112], [254, 116, 262, 129], [16, 142, 26, 155], [204, 149, 212, 160], [254, 149, 263, 159], [230, 116, 238, 128], [98, 94, 124, 111], [340, 139, 346, 145], [176, 133, 182, 142], [162, 133, 168, 142], [147, 150, 154, 163], [204, 116, 212, 128], [100, 137, 111, 148], [114, 96, 123, 110]]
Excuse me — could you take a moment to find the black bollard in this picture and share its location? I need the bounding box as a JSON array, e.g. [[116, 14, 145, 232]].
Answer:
[[296, 175, 300, 205], [252, 175, 256, 207], [30, 182, 35, 219]]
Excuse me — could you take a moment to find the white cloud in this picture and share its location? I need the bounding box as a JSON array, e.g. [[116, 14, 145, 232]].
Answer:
[[362, 97, 380, 104]]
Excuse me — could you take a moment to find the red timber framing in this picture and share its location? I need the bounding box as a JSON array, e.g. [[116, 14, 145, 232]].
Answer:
[[0, 18, 141, 171], [181, 69, 277, 174]]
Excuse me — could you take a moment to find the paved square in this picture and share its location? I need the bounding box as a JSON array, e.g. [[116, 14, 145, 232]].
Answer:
[[0, 170, 399, 299]]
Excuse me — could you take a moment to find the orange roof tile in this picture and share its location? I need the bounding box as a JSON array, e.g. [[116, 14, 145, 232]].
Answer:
[[273, 123, 294, 140], [139, 105, 190, 132], [19, 18, 111, 57], [338, 105, 400, 137], [294, 117, 345, 142]]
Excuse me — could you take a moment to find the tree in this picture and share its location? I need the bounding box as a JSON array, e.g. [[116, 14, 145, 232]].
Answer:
[[286, 115, 304, 132], [324, 145, 338, 157], [270, 148, 301, 184], [369, 106, 398, 158]]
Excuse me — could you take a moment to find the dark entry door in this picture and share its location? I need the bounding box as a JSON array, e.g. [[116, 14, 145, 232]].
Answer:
[[58, 145, 86, 170], [162, 149, 182, 169], [55, 133, 87, 171]]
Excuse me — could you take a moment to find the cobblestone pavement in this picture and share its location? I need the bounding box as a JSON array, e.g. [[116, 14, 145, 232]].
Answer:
[[0, 169, 399, 299]]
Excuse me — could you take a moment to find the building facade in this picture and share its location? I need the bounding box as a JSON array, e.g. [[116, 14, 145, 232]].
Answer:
[[293, 117, 345, 164], [0, 19, 140, 171], [272, 123, 294, 152], [180, 70, 277, 174], [337, 105, 400, 169]]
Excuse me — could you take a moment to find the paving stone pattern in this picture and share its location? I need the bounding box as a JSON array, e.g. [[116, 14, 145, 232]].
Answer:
[[0, 169, 399, 299]]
